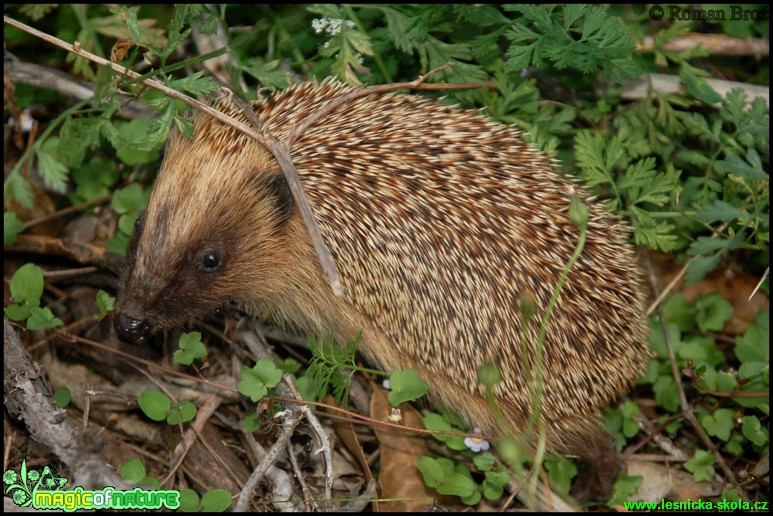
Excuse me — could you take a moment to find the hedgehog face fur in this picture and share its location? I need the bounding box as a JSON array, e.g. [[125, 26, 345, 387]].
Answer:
[[115, 79, 650, 501]]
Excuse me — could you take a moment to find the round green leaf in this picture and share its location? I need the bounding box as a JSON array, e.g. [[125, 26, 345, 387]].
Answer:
[[119, 458, 147, 483], [138, 390, 172, 422]]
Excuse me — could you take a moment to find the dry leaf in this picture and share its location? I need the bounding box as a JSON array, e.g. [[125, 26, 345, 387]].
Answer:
[[370, 386, 439, 512]]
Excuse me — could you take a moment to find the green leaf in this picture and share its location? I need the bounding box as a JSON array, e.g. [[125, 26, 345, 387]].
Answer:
[[735, 312, 769, 410], [460, 486, 482, 506], [238, 359, 283, 402], [687, 231, 746, 257], [699, 366, 739, 394], [436, 472, 477, 497], [10, 263, 44, 305], [293, 375, 318, 403], [5, 173, 34, 209], [113, 119, 165, 165], [4, 211, 26, 245], [544, 456, 577, 494], [684, 253, 723, 285], [179, 489, 200, 512], [742, 416, 768, 447], [112, 183, 151, 215], [35, 148, 69, 193], [694, 200, 748, 223], [168, 71, 220, 96], [107, 230, 131, 256], [680, 68, 722, 104], [653, 375, 680, 413], [684, 449, 715, 482], [70, 156, 118, 204], [274, 357, 302, 374], [306, 331, 360, 408], [387, 369, 429, 406], [716, 152, 768, 180], [677, 149, 712, 167], [174, 115, 194, 139], [5, 302, 32, 321], [472, 452, 496, 471], [632, 212, 680, 252], [243, 412, 261, 433], [119, 458, 147, 483], [423, 413, 454, 442], [53, 387, 71, 408], [678, 336, 725, 367], [416, 456, 450, 488], [662, 294, 697, 332], [701, 408, 735, 441], [91, 7, 166, 48], [139, 390, 172, 422], [94, 290, 116, 321], [173, 331, 207, 365], [19, 4, 58, 20], [606, 472, 643, 507], [736, 311, 769, 366], [695, 293, 734, 332], [58, 117, 105, 168], [504, 5, 638, 81], [162, 5, 199, 60], [621, 400, 641, 438], [167, 400, 197, 425], [201, 489, 233, 512], [422, 412, 468, 450], [27, 306, 64, 330]]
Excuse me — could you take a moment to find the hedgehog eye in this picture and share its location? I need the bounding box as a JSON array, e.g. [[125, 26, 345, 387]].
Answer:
[[198, 250, 223, 272]]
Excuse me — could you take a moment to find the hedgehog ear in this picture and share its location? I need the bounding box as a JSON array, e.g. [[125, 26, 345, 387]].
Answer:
[[260, 172, 294, 224]]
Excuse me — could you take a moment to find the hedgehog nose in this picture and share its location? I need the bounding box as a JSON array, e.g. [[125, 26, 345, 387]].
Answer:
[[114, 313, 150, 344]]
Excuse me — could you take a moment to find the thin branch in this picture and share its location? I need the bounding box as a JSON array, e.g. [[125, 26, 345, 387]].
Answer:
[[4, 52, 154, 119], [24, 193, 113, 230], [641, 248, 748, 499], [637, 33, 769, 57], [622, 73, 768, 108], [234, 410, 302, 512]]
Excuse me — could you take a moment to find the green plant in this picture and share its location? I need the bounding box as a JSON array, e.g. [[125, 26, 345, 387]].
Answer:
[[179, 488, 232, 513], [119, 458, 160, 489], [237, 359, 283, 402], [3, 3, 768, 508], [137, 390, 197, 425], [5, 263, 64, 330], [173, 331, 208, 366]]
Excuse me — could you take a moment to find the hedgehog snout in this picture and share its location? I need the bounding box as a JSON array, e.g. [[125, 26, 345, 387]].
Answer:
[[114, 311, 151, 344]]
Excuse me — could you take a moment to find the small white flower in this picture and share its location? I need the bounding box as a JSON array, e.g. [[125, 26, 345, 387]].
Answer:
[[8, 107, 34, 133], [464, 427, 490, 453], [354, 52, 364, 65], [21, 108, 35, 132], [346, 20, 355, 29], [382, 379, 391, 390], [328, 18, 343, 35], [387, 408, 402, 423], [311, 18, 328, 34]]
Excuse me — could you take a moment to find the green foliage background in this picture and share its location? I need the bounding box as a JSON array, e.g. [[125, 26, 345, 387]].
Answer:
[[3, 3, 769, 506]]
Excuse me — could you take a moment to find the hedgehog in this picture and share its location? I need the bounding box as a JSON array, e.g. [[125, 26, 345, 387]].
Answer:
[[114, 79, 650, 502]]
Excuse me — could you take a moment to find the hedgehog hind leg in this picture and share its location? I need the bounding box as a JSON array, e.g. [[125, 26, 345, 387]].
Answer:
[[564, 426, 622, 503]]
